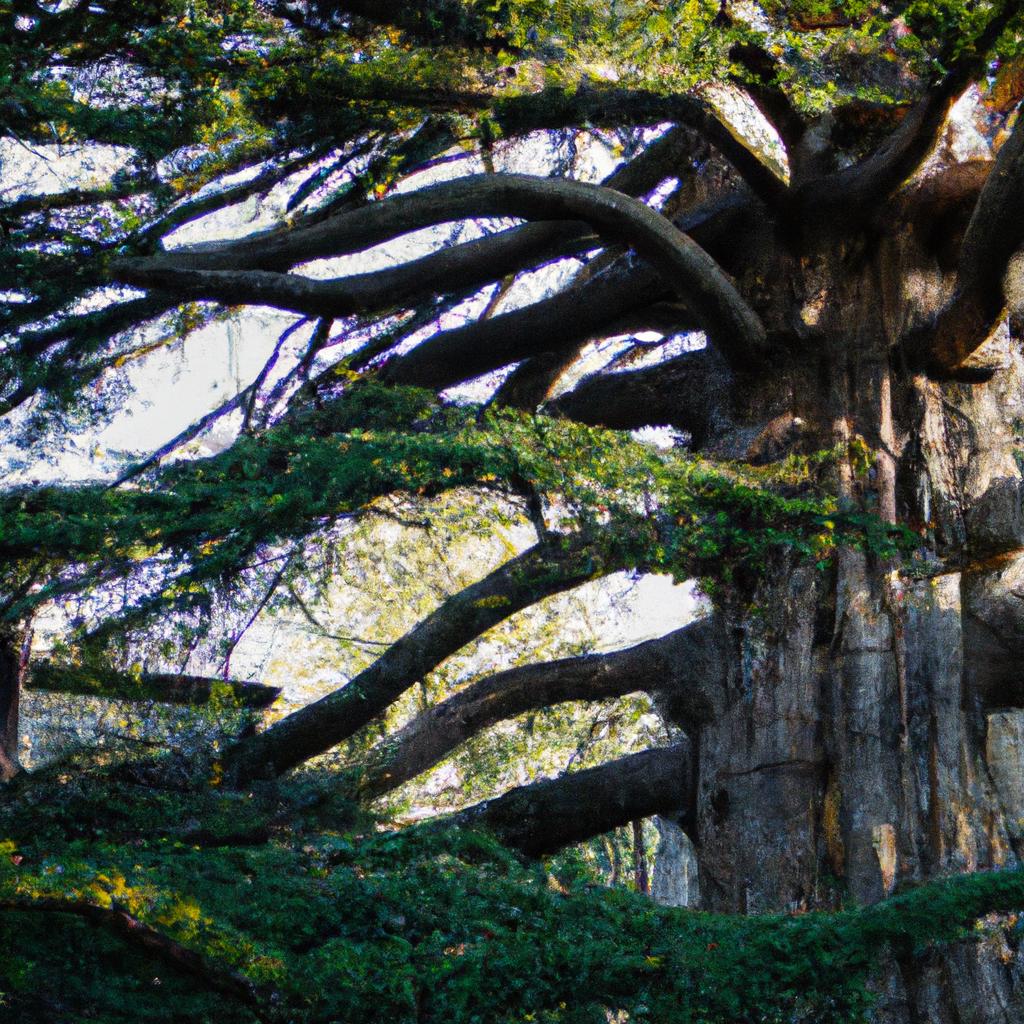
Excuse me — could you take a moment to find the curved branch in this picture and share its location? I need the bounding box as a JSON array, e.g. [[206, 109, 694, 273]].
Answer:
[[358, 618, 722, 800], [456, 741, 692, 856], [112, 128, 701, 342], [115, 174, 767, 366], [546, 347, 733, 446], [918, 112, 1024, 375], [220, 533, 625, 784], [796, 1, 1021, 217], [381, 193, 759, 389], [276, 81, 785, 205], [114, 125, 698, 297], [492, 87, 788, 208]]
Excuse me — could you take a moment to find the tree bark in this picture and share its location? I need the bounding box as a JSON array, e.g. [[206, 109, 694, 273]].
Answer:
[[0, 625, 29, 782], [456, 741, 691, 857], [667, 196, 1024, 1021]]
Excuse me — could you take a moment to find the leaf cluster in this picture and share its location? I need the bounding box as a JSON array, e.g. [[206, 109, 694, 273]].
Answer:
[[1, 761, 1021, 1023], [0, 384, 917, 631]]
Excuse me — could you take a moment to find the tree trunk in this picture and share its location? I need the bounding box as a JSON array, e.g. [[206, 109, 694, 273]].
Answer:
[[0, 623, 29, 781], [656, 213, 1024, 1021], [632, 819, 649, 895]]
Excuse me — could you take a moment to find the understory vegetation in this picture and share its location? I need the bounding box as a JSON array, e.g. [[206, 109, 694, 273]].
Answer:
[[3, 759, 1023, 1024]]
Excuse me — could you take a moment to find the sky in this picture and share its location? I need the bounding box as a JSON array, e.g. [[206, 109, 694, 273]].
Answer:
[[3, 127, 704, 766]]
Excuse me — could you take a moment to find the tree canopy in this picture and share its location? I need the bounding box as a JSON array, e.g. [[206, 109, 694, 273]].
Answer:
[[6, 1, 1024, 1021]]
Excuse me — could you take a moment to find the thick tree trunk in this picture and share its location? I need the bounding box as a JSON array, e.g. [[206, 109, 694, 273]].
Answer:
[[654, 211, 1024, 1021]]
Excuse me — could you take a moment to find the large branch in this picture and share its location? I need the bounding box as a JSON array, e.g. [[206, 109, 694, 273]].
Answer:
[[382, 263, 664, 389], [287, 81, 786, 205], [493, 88, 787, 207], [114, 127, 694, 326], [114, 144, 754, 277], [115, 174, 767, 367], [546, 347, 733, 445], [456, 741, 692, 856], [358, 618, 721, 800], [381, 193, 758, 389], [27, 662, 281, 709], [917, 112, 1024, 375], [796, 1, 1021, 218], [220, 534, 623, 784]]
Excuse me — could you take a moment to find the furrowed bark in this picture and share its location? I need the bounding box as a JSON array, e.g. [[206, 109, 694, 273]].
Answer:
[[358, 619, 722, 800], [220, 534, 623, 784], [456, 741, 692, 857], [27, 663, 281, 709]]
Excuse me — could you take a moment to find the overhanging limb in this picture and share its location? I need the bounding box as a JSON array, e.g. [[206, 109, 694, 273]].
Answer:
[[456, 741, 692, 857]]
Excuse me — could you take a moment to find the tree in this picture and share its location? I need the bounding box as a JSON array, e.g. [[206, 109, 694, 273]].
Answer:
[[6, 0, 1024, 1019]]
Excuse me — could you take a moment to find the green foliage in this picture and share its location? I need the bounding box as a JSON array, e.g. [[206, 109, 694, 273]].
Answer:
[[0, 763, 1021, 1023], [0, 384, 916, 631]]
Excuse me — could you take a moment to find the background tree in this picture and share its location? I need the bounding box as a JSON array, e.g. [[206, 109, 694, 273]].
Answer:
[[6, 1, 1024, 1020]]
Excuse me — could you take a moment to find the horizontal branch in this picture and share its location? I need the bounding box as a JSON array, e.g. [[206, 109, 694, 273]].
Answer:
[[117, 127, 697, 326], [358, 618, 721, 800], [547, 347, 732, 445], [285, 80, 784, 205], [27, 662, 281, 709], [220, 534, 624, 784], [382, 262, 664, 388], [382, 193, 758, 389], [456, 741, 691, 856]]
